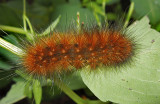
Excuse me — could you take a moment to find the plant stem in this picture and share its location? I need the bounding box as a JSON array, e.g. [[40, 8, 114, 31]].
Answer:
[[24, 15, 34, 34], [54, 77, 85, 104], [23, 0, 27, 31], [22, 0, 34, 40], [54, 77, 108, 104], [94, 12, 101, 27], [102, 0, 108, 27], [76, 12, 81, 34], [123, 2, 134, 29], [0, 25, 28, 35], [0, 24, 33, 40]]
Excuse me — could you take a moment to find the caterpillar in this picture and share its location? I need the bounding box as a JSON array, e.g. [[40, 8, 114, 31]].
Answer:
[[21, 25, 135, 78]]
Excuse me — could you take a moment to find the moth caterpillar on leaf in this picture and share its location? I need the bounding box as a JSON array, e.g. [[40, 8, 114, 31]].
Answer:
[[1, 0, 160, 104], [21, 23, 135, 78]]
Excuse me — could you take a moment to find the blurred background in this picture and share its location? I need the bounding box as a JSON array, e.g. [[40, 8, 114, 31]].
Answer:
[[0, 0, 160, 104]]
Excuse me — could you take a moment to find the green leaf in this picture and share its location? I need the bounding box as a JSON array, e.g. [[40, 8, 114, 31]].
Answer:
[[131, 0, 160, 25], [81, 17, 160, 104], [0, 82, 26, 104], [51, 0, 96, 31], [0, 4, 22, 27], [3, 35, 20, 47], [33, 80, 42, 104], [63, 72, 86, 90], [0, 46, 19, 63], [103, 0, 120, 5], [24, 82, 32, 99], [41, 15, 61, 35], [85, 2, 105, 16], [0, 34, 20, 67], [0, 70, 14, 88], [0, 60, 12, 70], [155, 23, 160, 31], [42, 86, 61, 101]]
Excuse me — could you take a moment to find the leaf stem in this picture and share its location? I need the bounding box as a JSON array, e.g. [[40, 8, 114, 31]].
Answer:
[[23, 0, 27, 31], [54, 77, 108, 104], [0, 25, 29, 35], [24, 15, 34, 35], [94, 12, 101, 27], [22, 0, 34, 40], [54, 77, 85, 104], [76, 12, 81, 34], [102, 0, 108, 27], [0, 24, 33, 40], [123, 2, 134, 29]]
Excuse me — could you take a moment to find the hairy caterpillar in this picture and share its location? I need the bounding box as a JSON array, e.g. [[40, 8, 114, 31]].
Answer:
[[21, 24, 135, 78]]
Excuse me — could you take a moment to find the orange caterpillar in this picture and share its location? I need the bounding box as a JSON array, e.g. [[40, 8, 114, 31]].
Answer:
[[22, 30, 133, 76]]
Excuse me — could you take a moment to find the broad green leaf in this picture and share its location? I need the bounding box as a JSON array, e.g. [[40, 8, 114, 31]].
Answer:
[[131, 0, 160, 25], [63, 72, 86, 90], [0, 82, 26, 104], [81, 17, 160, 104], [33, 80, 42, 104], [41, 15, 61, 35]]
